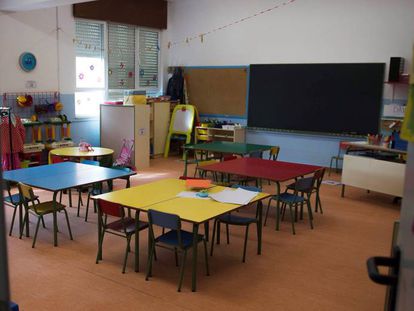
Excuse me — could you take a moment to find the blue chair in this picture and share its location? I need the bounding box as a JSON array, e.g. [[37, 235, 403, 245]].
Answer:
[[10, 301, 19, 311], [146, 209, 209, 292], [95, 199, 148, 273], [265, 176, 315, 235], [210, 185, 261, 263]]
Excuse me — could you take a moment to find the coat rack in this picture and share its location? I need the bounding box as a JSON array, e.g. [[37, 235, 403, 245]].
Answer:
[[0, 107, 14, 170]]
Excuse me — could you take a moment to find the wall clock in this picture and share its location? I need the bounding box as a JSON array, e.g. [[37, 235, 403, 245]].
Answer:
[[19, 52, 37, 72]]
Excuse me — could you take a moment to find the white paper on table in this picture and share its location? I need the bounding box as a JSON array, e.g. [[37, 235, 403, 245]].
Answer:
[[176, 191, 210, 200], [209, 188, 258, 205]]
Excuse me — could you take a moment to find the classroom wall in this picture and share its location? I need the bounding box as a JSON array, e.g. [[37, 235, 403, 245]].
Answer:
[[165, 0, 414, 166], [0, 6, 100, 146]]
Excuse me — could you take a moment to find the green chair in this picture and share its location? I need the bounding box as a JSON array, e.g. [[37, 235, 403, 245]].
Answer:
[[210, 185, 261, 262], [3, 181, 40, 236], [18, 182, 73, 248], [95, 199, 148, 273], [146, 209, 209, 292]]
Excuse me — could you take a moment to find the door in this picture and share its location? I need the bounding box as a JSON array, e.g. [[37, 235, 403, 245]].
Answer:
[[396, 143, 414, 310]]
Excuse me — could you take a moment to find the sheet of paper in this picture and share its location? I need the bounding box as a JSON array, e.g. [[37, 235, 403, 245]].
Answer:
[[176, 191, 210, 200], [209, 188, 258, 205]]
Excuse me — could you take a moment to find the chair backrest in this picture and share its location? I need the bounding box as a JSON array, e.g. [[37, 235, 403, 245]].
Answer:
[[17, 183, 36, 201], [148, 209, 181, 231], [51, 155, 66, 163], [97, 199, 124, 218], [293, 177, 314, 193], [269, 146, 280, 160], [2, 181, 19, 205], [231, 184, 262, 192], [178, 176, 207, 180], [223, 155, 237, 162], [313, 168, 325, 189], [81, 159, 100, 166]]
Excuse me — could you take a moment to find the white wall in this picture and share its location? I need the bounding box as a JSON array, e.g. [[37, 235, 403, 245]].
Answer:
[[0, 6, 98, 145], [165, 0, 414, 166], [166, 0, 414, 70]]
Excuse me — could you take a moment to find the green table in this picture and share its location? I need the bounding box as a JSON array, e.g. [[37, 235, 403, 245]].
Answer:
[[183, 141, 273, 177]]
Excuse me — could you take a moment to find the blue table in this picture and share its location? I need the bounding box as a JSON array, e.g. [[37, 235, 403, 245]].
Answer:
[[3, 162, 135, 246]]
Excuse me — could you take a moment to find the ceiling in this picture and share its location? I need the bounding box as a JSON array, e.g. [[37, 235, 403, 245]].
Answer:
[[0, 0, 96, 12]]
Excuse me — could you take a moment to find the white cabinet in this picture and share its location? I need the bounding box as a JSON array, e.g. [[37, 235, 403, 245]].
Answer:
[[341, 154, 406, 197], [100, 104, 150, 168]]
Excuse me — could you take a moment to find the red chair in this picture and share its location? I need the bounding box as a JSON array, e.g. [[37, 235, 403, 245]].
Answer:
[[95, 199, 149, 273]]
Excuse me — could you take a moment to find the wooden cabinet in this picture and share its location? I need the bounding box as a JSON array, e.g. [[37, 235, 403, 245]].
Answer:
[[100, 104, 150, 168], [195, 126, 245, 143], [149, 101, 170, 157]]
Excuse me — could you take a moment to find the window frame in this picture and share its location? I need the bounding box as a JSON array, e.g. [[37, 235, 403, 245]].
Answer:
[[74, 19, 162, 117], [74, 18, 107, 119]]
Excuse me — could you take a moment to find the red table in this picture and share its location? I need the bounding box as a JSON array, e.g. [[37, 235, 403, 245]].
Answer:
[[199, 157, 321, 230]]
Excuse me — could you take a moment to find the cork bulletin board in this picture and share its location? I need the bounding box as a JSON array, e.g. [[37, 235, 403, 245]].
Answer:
[[184, 67, 248, 117]]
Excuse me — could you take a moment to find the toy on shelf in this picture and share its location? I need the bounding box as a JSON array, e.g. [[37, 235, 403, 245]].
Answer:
[[44, 114, 74, 150], [21, 118, 45, 156]]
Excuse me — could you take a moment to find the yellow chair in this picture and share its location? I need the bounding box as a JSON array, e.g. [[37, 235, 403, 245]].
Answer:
[[18, 182, 73, 248], [164, 105, 197, 158]]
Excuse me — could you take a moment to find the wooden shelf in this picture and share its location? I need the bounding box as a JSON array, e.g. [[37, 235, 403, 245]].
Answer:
[[195, 126, 245, 143]]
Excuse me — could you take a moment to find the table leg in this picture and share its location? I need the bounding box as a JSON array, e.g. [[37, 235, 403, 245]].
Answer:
[[191, 223, 199, 292], [96, 199, 103, 261], [341, 185, 345, 197], [52, 191, 58, 246], [276, 182, 281, 231], [135, 210, 140, 272], [257, 200, 263, 255], [183, 149, 189, 177]]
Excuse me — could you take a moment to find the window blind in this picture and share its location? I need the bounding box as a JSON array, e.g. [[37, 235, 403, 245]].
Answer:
[[139, 29, 159, 88], [75, 20, 104, 58], [108, 23, 136, 89]]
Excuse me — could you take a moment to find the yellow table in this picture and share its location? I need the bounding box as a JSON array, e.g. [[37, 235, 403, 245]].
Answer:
[[48, 147, 114, 164], [93, 178, 270, 291]]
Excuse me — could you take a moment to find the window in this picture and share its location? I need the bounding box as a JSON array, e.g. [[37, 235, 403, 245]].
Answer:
[[108, 23, 135, 99], [138, 29, 159, 88], [74, 20, 161, 113], [75, 20, 105, 118]]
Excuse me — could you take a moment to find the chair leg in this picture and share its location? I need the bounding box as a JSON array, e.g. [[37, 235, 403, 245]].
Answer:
[[210, 219, 218, 256], [177, 250, 187, 292], [288, 204, 296, 235], [174, 247, 179, 267], [122, 236, 131, 273], [96, 230, 105, 264], [203, 239, 210, 276], [329, 157, 334, 176], [264, 198, 272, 226], [59, 191, 63, 204], [41, 216, 46, 228], [63, 209, 73, 240], [32, 217, 42, 248], [306, 199, 314, 230], [9, 207, 17, 236], [146, 238, 155, 279], [226, 224, 230, 244], [85, 192, 91, 222], [217, 221, 221, 245], [77, 189, 82, 217], [20, 210, 29, 239], [242, 224, 250, 263]]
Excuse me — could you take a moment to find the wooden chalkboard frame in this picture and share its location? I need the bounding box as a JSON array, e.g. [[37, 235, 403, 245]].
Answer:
[[184, 66, 248, 118]]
